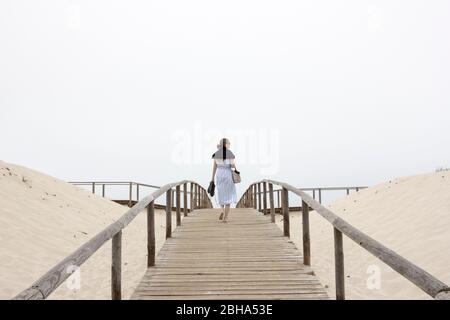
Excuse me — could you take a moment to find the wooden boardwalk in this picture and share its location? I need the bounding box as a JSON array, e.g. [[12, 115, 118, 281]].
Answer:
[[132, 208, 329, 300]]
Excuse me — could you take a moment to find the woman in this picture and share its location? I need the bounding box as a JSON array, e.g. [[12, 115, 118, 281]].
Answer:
[[211, 138, 238, 222]]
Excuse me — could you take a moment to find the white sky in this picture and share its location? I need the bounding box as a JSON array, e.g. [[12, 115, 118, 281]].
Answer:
[[1, 0, 450, 199]]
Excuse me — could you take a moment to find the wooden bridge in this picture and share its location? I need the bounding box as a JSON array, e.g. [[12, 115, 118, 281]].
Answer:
[[14, 180, 450, 300], [132, 208, 327, 300]]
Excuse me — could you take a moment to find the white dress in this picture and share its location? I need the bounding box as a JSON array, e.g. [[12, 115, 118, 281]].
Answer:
[[215, 159, 237, 206]]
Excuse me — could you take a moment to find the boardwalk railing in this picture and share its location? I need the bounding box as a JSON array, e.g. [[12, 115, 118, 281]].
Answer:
[[250, 185, 367, 213], [13, 180, 212, 300], [237, 180, 450, 300], [70, 181, 182, 208]]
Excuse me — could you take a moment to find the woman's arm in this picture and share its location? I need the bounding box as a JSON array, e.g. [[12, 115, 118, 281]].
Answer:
[[211, 161, 217, 181], [231, 159, 237, 171]]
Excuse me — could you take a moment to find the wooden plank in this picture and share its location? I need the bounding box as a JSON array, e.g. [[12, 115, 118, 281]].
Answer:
[[132, 208, 329, 300]]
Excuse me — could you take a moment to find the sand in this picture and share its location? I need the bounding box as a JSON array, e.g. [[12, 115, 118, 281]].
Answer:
[[2, 160, 449, 300], [0, 160, 181, 300], [276, 171, 450, 300]]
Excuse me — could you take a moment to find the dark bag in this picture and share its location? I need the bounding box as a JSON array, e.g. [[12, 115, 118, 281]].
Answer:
[[208, 181, 215, 197]]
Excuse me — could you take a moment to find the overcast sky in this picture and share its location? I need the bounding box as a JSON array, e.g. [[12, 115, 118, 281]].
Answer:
[[1, 0, 449, 199]]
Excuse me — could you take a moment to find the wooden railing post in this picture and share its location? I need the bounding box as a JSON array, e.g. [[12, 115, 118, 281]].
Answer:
[[334, 228, 345, 300], [137, 184, 140, 202], [318, 188, 322, 204], [257, 183, 262, 213], [102, 184, 105, 197], [253, 184, 257, 209], [190, 183, 194, 212], [277, 190, 280, 209], [263, 182, 268, 215], [194, 184, 198, 209], [172, 189, 175, 209], [203, 189, 206, 208], [200, 189, 204, 209], [111, 230, 122, 300], [166, 189, 172, 239], [281, 187, 290, 237], [176, 185, 181, 226], [245, 190, 248, 207], [147, 201, 155, 267], [302, 200, 311, 266], [268, 183, 275, 223], [129, 182, 133, 207], [183, 183, 188, 216]]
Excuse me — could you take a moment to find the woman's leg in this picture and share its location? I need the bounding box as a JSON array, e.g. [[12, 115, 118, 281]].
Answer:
[[223, 204, 231, 222], [219, 205, 224, 220]]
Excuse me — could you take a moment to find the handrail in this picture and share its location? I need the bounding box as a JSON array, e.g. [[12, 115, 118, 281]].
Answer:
[[255, 185, 368, 206], [237, 180, 450, 300], [69, 181, 160, 189], [13, 180, 212, 300]]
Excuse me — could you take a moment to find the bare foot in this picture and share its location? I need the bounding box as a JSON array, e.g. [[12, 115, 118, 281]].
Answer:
[[219, 212, 224, 220]]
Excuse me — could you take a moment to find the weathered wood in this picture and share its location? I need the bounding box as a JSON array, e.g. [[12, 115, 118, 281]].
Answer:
[[132, 208, 328, 300], [261, 179, 450, 300], [262, 182, 268, 215], [166, 189, 172, 239], [112, 230, 122, 300], [268, 183, 275, 223], [137, 184, 140, 201], [257, 183, 262, 213], [183, 183, 188, 216], [190, 183, 194, 212], [281, 187, 290, 238], [13, 180, 207, 300], [102, 184, 105, 197], [302, 200, 311, 266], [334, 228, 345, 300], [92, 182, 95, 194], [276, 190, 280, 208], [147, 201, 155, 267], [253, 184, 257, 209], [128, 182, 133, 208], [176, 185, 181, 226]]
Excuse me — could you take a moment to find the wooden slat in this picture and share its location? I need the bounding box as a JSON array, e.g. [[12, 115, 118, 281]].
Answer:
[[132, 208, 328, 300]]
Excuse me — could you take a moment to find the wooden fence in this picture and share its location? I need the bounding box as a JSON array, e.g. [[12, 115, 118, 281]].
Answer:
[[13, 181, 211, 300], [237, 180, 450, 300]]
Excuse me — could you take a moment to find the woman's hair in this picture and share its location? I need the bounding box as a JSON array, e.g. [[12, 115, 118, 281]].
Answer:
[[217, 138, 230, 160]]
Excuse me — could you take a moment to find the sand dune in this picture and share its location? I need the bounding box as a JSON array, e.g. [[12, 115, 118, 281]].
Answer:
[[0, 161, 177, 300], [276, 171, 450, 299], [2, 160, 449, 300]]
